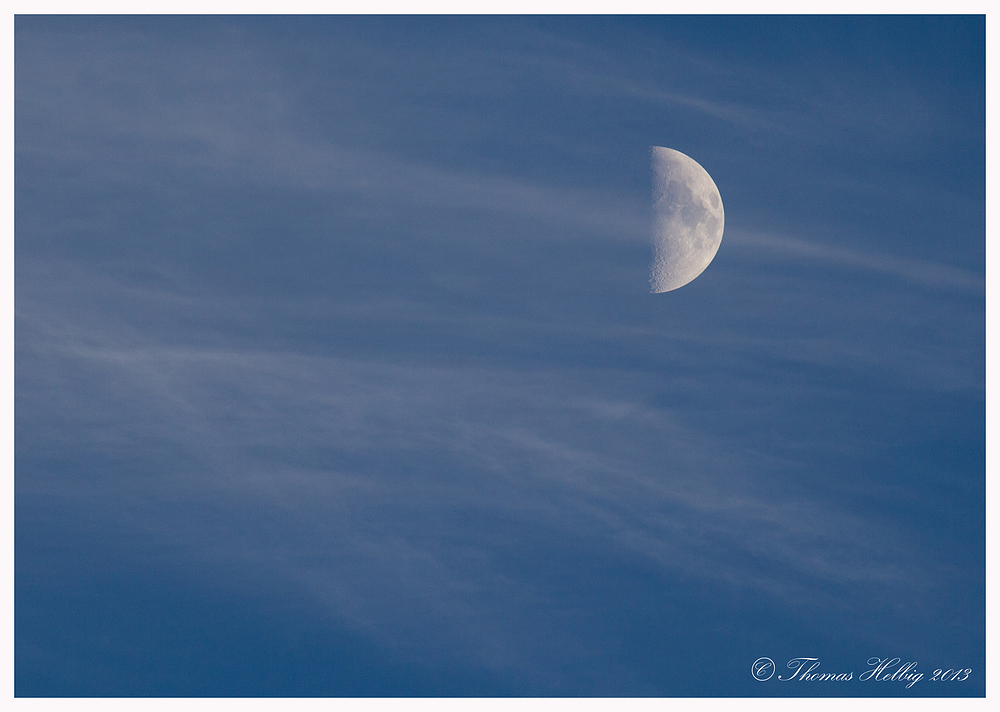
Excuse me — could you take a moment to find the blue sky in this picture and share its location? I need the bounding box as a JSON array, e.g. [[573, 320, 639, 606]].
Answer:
[[15, 15, 984, 697]]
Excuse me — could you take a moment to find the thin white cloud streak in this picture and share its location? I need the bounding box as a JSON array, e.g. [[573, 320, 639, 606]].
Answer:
[[620, 83, 787, 132], [726, 229, 985, 293], [511, 22, 943, 144], [482, 30, 787, 134], [18, 108, 649, 243]]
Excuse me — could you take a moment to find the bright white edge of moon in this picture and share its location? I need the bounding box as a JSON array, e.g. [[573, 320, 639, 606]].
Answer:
[[650, 146, 725, 293]]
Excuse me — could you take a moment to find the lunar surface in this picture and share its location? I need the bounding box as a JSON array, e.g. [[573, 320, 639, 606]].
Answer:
[[650, 146, 725, 293]]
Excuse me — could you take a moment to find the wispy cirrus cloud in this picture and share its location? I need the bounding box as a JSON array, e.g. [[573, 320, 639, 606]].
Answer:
[[16, 16, 983, 694], [17, 257, 965, 684], [726, 229, 984, 293]]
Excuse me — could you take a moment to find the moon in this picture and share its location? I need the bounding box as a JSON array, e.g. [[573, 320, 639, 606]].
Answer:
[[650, 146, 724, 293]]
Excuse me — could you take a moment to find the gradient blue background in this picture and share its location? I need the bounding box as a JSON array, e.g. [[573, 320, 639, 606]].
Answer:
[[16, 15, 985, 696]]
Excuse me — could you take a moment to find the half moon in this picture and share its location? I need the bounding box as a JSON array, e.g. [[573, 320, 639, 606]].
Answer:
[[650, 146, 724, 293]]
